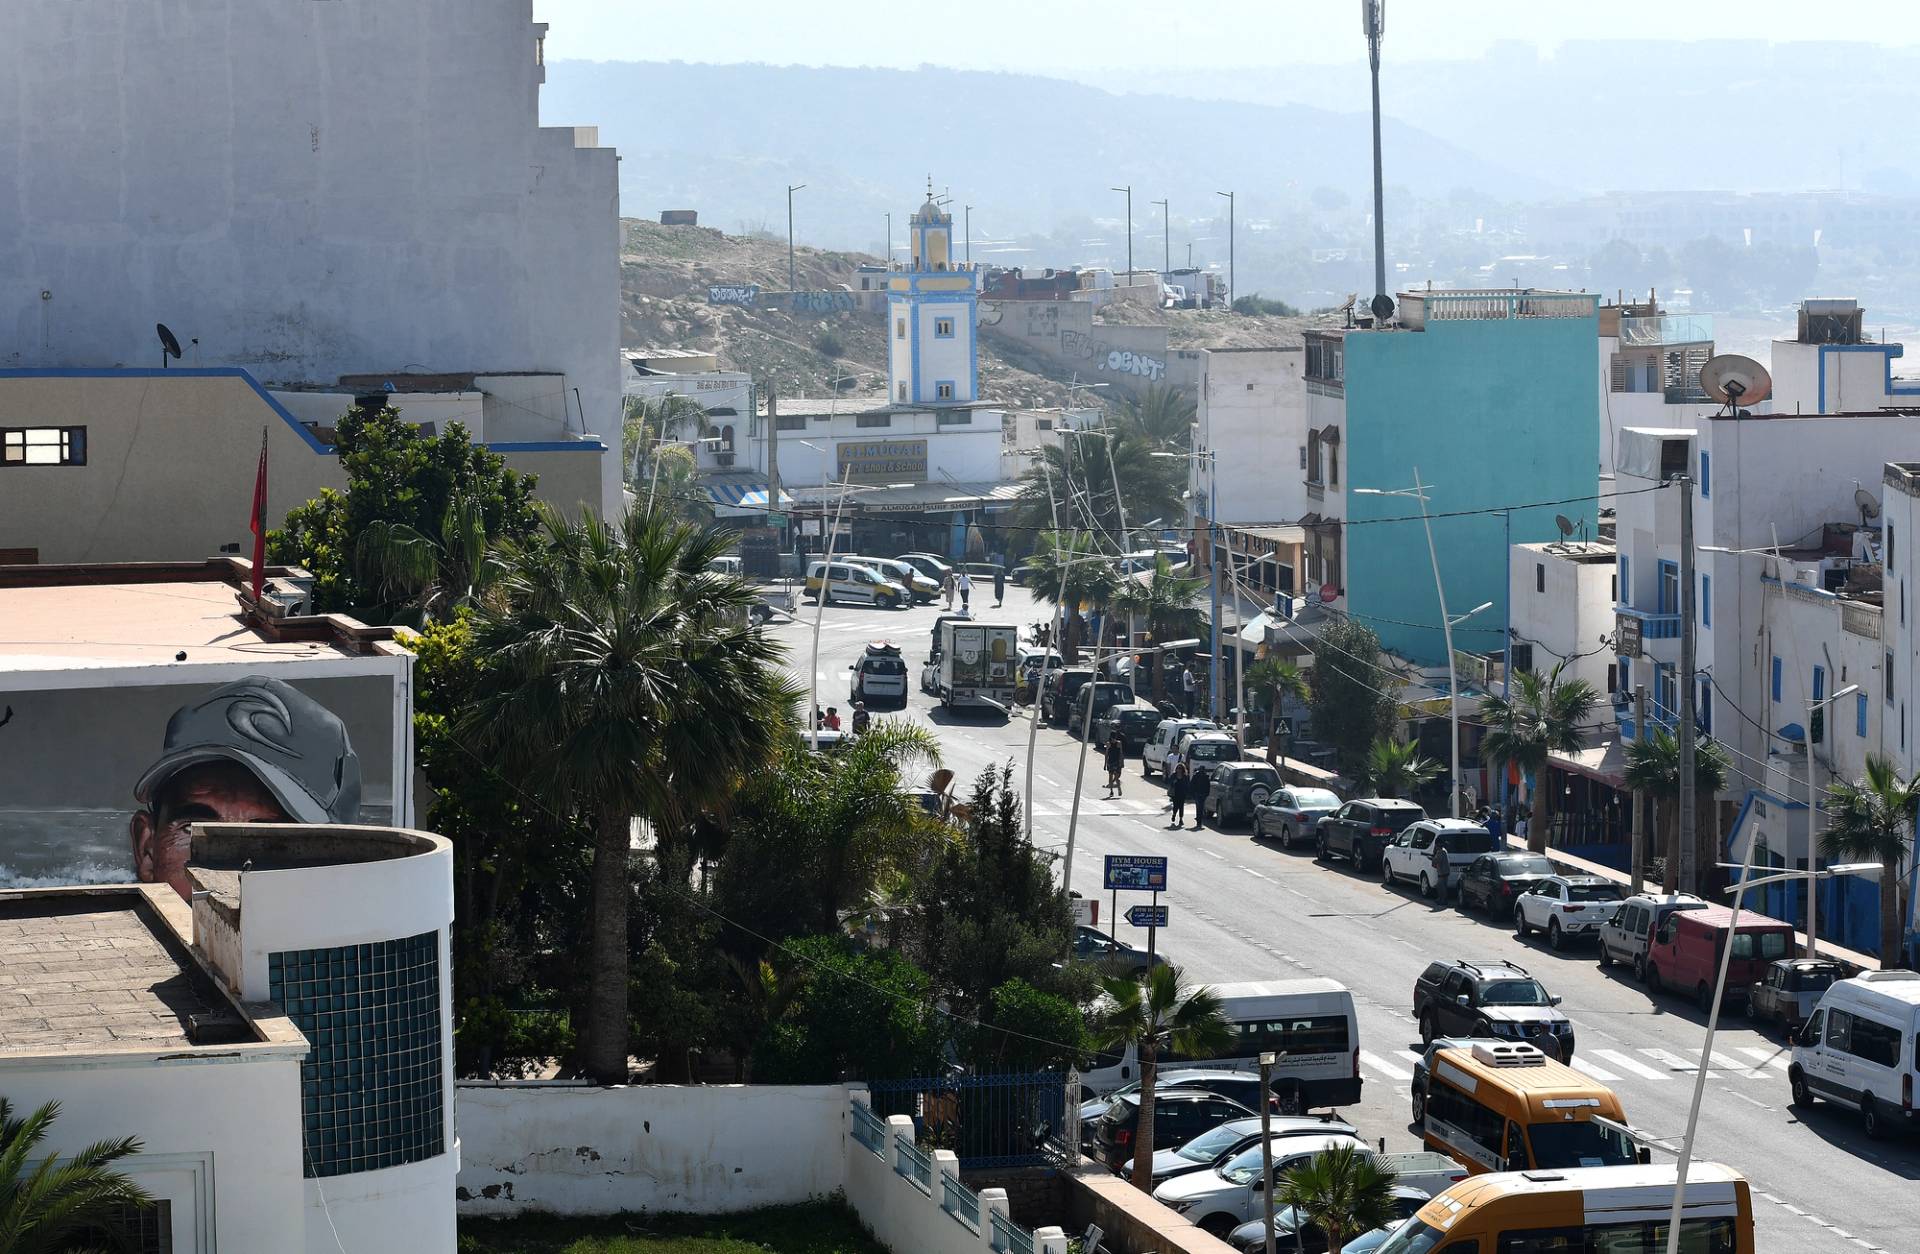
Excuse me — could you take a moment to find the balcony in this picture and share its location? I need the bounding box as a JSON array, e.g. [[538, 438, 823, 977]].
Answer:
[[1398, 290, 1597, 329], [1619, 314, 1714, 348], [1615, 606, 1680, 662]]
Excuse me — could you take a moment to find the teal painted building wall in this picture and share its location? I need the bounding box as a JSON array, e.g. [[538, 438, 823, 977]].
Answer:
[[1343, 308, 1599, 665]]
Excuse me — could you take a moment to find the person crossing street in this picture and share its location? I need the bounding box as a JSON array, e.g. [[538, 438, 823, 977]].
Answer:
[[1103, 731, 1126, 797]]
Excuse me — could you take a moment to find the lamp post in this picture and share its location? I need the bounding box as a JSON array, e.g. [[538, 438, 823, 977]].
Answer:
[[1804, 683, 1861, 958], [1355, 471, 1484, 817], [786, 183, 806, 291], [1258, 1050, 1281, 1254], [1112, 185, 1133, 283], [1216, 189, 1235, 310], [1663, 857, 1880, 1254]]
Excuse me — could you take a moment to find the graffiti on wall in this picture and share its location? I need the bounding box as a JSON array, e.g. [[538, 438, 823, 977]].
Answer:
[[707, 284, 760, 305], [1059, 329, 1166, 382], [761, 290, 857, 314]]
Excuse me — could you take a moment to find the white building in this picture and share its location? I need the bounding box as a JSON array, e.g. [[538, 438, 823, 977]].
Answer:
[[1509, 539, 1618, 698], [887, 188, 980, 407], [1, 815, 456, 1253], [622, 349, 754, 424], [1199, 347, 1308, 528], [0, 1, 623, 517], [1597, 298, 1718, 480], [1771, 299, 1920, 416]]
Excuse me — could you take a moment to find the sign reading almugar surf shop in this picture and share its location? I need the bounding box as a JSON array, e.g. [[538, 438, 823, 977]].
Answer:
[[836, 438, 927, 482]]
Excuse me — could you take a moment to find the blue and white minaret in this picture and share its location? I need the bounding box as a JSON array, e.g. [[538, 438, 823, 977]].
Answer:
[[887, 180, 979, 407]]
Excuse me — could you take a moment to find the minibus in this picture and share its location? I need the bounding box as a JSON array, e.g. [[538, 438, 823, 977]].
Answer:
[[1418, 1041, 1637, 1174]]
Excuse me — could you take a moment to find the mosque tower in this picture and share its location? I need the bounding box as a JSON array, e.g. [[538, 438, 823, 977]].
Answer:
[[886, 178, 978, 406]]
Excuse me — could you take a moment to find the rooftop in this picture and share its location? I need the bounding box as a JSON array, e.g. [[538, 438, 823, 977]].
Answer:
[[0, 886, 260, 1057], [1519, 540, 1616, 564]]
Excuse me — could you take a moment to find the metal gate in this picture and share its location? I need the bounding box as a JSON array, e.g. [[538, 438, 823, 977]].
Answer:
[[867, 1070, 1068, 1169]]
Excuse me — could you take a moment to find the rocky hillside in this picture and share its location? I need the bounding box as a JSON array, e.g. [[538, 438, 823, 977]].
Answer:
[[619, 218, 1331, 407]]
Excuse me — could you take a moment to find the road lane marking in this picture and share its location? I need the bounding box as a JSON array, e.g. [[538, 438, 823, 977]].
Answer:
[[1737, 1045, 1791, 1071], [1360, 1051, 1413, 1081], [1589, 1049, 1670, 1081], [1240, 867, 1270, 880], [1569, 1058, 1622, 1083], [1708, 1050, 1768, 1078], [1202, 850, 1226, 861], [1395, 1049, 1426, 1070], [1640, 1047, 1705, 1073]]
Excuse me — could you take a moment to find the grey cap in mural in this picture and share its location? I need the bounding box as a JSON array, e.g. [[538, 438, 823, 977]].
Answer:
[[134, 675, 362, 825]]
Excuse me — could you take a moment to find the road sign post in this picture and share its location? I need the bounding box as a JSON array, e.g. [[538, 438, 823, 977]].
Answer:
[[1103, 855, 1168, 892], [1127, 896, 1168, 959]]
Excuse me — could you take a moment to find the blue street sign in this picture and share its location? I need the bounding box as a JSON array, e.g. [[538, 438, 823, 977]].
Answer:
[[1104, 854, 1168, 892], [1125, 904, 1169, 929]]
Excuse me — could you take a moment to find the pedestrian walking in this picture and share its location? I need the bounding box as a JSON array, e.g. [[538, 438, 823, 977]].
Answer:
[[1180, 663, 1197, 716], [1167, 761, 1191, 828], [1485, 804, 1505, 842], [957, 570, 973, 611], [1104, 731, 1126, 797], [824, 707, 842, 731], [993, 563, 1006, 607], [941, 570, 956, 610]]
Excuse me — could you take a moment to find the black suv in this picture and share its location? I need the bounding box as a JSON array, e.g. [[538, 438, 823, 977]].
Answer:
[[1092, 1089, 1253, 1173], [1042, 667, 1097, 726], [1412, 959, 1575, 1061], [1072, 681, 1139, 737], [1094, 701, 1163, 753], [1315, 798, 1426, 871]]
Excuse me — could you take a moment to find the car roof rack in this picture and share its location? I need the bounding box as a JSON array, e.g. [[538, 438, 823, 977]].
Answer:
[[1455, 959, 1528, 978]]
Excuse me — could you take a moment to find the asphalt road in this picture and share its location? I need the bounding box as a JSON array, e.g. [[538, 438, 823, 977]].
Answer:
[[775, 585, 1918, 1253]]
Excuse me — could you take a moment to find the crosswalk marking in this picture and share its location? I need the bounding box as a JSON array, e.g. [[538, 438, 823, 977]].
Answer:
[[1396, 1049, 1426, 1071], [1360, 1051, 1413, 1082], [1590, 1049, 1671, 1081], [1737, 1046, 1792, 1071], [1708, 1050, 1769, 1078], [1640, 1047, 1703, 1073], [1570, 1057, 1622, 1084]]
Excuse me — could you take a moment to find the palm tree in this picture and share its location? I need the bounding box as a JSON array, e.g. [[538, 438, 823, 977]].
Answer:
[[0, 1098, 153, 1254], [1094, 966, 1234, 1193], [1476, 665, 1601, 852], [1009, 425, 1186, 541], [1109, 556, 1206, 701], [1245, 658, 1310, 765], [1273, 1143, 1402, 1254], [623, 393, 710, 487], [1362, 737, 1441, 799], [1822, 754, 1920, 964], [355, 491, 498, 626], [1114, 383, 1197, 451], [1023, 531, 1118, 664], [464, 506, 803, 1084], [1624, 727, 1730, 894]]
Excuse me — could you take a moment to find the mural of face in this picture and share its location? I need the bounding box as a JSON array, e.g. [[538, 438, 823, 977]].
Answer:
[[130, 761, 292, 898]]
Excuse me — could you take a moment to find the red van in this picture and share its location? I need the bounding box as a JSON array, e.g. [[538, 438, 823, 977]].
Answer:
[[1643, 903, 1795, 1012]]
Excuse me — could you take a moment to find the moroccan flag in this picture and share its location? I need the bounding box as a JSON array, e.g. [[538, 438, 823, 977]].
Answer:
[[249, 427, 268, 602]]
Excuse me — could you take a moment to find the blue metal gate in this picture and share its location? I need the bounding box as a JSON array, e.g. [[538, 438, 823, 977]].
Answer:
[[867, 1070, 1067, 1169]]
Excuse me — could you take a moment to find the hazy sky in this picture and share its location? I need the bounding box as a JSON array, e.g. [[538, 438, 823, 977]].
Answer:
[[536, 0, 1920, 70]]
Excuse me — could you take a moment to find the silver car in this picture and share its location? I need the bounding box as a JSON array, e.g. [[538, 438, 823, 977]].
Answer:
[[1253, 786, 1342, 848]]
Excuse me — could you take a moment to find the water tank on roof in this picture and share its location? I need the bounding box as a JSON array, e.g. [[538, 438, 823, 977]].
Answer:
[[1798, 298, 1864, 345]]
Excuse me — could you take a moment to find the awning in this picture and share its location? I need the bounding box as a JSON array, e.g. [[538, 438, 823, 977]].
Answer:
[[702, 474, 797, 510], [830, 480, 1024, 513], [1549, 739, 1629, 788]]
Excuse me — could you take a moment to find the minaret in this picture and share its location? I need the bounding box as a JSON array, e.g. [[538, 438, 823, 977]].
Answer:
[[887, 178, 978, 406]]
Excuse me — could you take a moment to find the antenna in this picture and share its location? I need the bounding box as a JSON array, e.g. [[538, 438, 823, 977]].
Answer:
[[156, 323, 183, 369], [1857, 486, 1883, 527], [1555, 514, 1576, 542], [1361, 0, 1391, 325], [1699, 354, 1772, 413]]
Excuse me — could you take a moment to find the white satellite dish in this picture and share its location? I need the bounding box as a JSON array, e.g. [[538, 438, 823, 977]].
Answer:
[[1700, 354, 1773, 407], [1857, 486, 1883, 524]]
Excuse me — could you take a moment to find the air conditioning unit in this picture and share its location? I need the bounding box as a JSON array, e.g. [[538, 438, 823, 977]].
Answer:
[[1472, 1042, 1549, 1068]]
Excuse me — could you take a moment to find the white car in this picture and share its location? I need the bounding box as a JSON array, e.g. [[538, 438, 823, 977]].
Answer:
[[1154, 1135, 1465, 1240], [1513, 875, 1628, 951], [1141, 717, 1219, 778], [1380, 818, 1499, 897]]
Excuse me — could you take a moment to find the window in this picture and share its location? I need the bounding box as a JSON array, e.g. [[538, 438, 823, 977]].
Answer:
[[895, 318, 906, 340], [897, 382, 908, 402], [1889, 650, 1898, 704], [1306, 430, 1323, 484], [1619, 657, 1630, 694], [1, 425, 86, 466], [1510, 643, 1534, 674], [858, 412, 891, 428], [1859, 692, 1870, 737], [1701, 574, 1710, 627], [1699, 448, 1711, 497], [1656, 664, 1677, 725], [1771, 655, 1783, 703], [1424, 1075, 1508, 1169], [935, 381, 955, 401], [1890, 522, 1897, 567], [1536, 562, 1546, 594], [936, 406, 968, 424], [934, 317, 955, 339], [775, 413, 805, 431], [1496, 1221, 1734, 1253], [1843, 1015, 1903, 1067], [76, 1203, 173, 1254], [1607, 662, 1618, 694], [1657, 560, 1679, 614], [1329, 442, 1339, 486], [1698, 678, 1712, 734], [1619, 556, 1630, 607]]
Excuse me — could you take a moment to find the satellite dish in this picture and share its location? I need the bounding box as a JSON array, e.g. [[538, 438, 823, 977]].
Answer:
[[1555, 514, 1576, 541], [1700, 353, 1772, 407], [156, 323, 182, 369], [1857, 486, 1883, 522], [1369, 292, 1395, 323]]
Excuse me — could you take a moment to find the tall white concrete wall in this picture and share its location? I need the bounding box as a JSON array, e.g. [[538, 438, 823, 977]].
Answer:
[[1200, 348, 1306, 526], [0, 0, 622, 515]]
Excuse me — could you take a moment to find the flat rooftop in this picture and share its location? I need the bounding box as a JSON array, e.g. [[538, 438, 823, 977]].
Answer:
[[0, 888, 236, 1055]]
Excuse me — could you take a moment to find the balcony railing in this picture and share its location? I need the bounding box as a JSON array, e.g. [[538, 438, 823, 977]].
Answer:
[[1620, 314, 1714, 347], [1615, 606, 1681, 659], [851, 1102, 888, 1155], [1401, 290, 1598, 328]]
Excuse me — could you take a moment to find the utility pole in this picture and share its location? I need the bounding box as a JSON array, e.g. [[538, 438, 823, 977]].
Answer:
[[786, 183, 806, 291], [884, 211, 891, 268], [1216, 190, 1235, 309], [1362, 0, 1391, 322], [1152, 198, 1169, 275], [1631, 683, 1648, 893], [1112, 185, 1133, 283], [964, 205, 973, 265], [766, 385, 783, 548], [1677, 473, 1698, 893]]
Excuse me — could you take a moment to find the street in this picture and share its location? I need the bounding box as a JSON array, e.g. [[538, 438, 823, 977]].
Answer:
[[775, 586, 1919, 1253]]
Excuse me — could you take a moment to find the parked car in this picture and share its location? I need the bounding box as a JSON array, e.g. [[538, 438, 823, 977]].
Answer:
[[1177, 732, 1242, 798], [847, 641, 909, 707], [1789, 969, 1920, 1137], [1315, 798, 1427, 872], [1227, 1187, 1431, 1253], [804, 559, 909, 608], [896, 552, 954, 585], [842, 555, 939, 603], [1126, 1115, 1361, 1188], [1092, 1089, 1254, 1174], [1071, 681, 1139, 737], [1381, 819, 1499, 898], [1077, 1069, 1309, 1136], [1093, 701, 1163, 753], [1073, 925, 1166, 978], [1513, 875, 1627, 951], [1454, 852, 1557, 914], [1154, 1135, 1464, 1239], [1644, 903, 1795, 1011], [1141, 717, 1220, 777], [1041, 667, 1097, 726], [1596, 892, 1710, 981], [1413, 958, 1574, 1060], [1748, 958, 1845, 1033], [1198, 762, 1283, 828], [1252, 786, 1343, 849], [705, 555, 743, 577]]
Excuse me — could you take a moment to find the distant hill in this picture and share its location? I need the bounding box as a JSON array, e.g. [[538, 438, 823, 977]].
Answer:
[[547, 60, 1552, 252]]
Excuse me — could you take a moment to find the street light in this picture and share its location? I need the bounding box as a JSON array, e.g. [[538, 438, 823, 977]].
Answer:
[[1112, 185, 1133, 283], [1216, 190, 1235, 309], [1662, 840, 1881, 1252], [1355, 471, 1474, 817], [786, 183, 806, 291], [1803, 682, 1861, 958]]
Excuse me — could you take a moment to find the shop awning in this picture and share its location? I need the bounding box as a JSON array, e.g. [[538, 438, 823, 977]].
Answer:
[[702, 475, 797, 510], [1548, 739, 1628, 788], [831, 480, 1024, 513]]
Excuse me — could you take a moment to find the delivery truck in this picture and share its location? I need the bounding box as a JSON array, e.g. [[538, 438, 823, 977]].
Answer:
[[935, 621, 1018, 715]]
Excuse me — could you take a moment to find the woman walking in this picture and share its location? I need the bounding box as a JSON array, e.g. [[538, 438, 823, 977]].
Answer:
[[1167, 761, 1191, 829], [1103, 730, 1127, 797], [941, 570, 956, 611]]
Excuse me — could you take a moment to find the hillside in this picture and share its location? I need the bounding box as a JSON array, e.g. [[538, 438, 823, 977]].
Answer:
[[620, 219, 1329, 406]]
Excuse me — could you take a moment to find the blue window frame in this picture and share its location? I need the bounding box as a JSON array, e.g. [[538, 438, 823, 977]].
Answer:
[[1702, 574, 1711, 627], [934, 317, 955, 339], [1699, 678, 1713, 734], [1619, 556, 1630, 608], [1812, 665, 1826, 743], [1858, 692, 1870, 737], [1657, 560, 1679, 614], [1771, 655, 1783, 703], [1619, 656, 1631, 695], [1813, 665, 1826, 704], [1700, 449, 1711, 498], [935, 380, 956, 401]]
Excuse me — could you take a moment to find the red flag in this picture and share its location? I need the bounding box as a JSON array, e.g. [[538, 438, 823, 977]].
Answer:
[[249, 427, 269, 602]]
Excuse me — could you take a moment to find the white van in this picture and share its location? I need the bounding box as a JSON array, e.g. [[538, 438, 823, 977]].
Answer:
[[1790, 969, 1920, 1138], [1081, 978, 1362, 1114], [804, 560, 909, 609]]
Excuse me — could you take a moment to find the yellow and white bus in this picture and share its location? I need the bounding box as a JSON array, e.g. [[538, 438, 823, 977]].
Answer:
[[1417, 1042, 1638, 1175], [1374, 1162, 1754, 1253]]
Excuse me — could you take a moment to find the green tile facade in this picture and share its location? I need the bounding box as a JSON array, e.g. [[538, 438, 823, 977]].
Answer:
[[270, 931, 445, 1178]]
